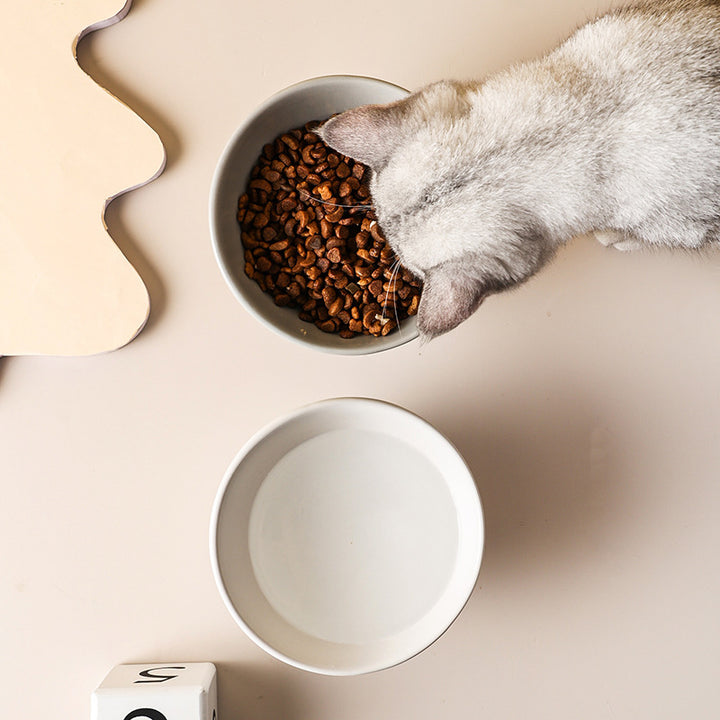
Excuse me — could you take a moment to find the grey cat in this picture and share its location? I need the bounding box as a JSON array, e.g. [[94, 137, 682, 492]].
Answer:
[[319, 0, 720, 339]]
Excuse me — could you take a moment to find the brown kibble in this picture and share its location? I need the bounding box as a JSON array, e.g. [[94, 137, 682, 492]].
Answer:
[[253, 213, 269, 229], [302, 145, 315, 165], [281, 134, 300, 150], [249, 178, 272, 193], [316, 181, 333, 201], [369, 279, 384, 296], [328, 297, 344, 316], [325, 207, 343, 223], [298, 250, 316, 268], [296, 209, 310, 228], [306, 235, 323, 251], [280, 197, 297, 212], [274, 294, 293, 307], [262, 168, 281, 183], [261, 226, 278, 243], [269, 239, 289, 252], [317, 319, 337, 333], [355, 264, 372, 278], [355, 231, 370, 249], [305, 265, 321, 280], [239, 120, 422, 340], [283, 218, 296, 237], [326, 237, 345, 251], [370, 221, 384, 244], [326, 247, 342, 264], [321, 286, 337, 306]]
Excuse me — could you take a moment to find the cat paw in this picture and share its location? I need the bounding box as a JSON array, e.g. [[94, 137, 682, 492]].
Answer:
[[611, 239, 643, 252], [594, 230, 620, 247], [594, 231, 642, 252]]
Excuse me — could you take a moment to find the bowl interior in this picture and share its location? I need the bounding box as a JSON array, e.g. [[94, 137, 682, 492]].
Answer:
[[210, 398, 483, 675], [210, 76, 418, 355]]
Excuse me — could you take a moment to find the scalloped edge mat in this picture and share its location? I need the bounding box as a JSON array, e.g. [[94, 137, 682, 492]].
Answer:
[[0, 0, 165, 356]]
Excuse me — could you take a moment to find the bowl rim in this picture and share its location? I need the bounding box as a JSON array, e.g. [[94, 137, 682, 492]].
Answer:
[[208, 74, 419, 355], [208, 396, 484, 675]]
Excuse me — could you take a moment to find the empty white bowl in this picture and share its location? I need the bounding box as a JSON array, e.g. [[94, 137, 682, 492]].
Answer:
[[209, 75, 418, 354], [209, 398, 483, 675]]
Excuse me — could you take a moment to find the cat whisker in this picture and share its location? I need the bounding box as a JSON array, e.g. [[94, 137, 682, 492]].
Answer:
[[381, 258, 403, 333], [391, 258, 403, 335], [380, 259, 398, 322]]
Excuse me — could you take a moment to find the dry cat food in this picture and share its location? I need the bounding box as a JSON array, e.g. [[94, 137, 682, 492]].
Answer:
[[237, 122, 422, 338]]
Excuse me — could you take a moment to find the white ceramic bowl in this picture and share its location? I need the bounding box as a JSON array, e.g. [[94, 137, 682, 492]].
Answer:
[[209, 398, 484, 675], [209, 75, 418, 355]]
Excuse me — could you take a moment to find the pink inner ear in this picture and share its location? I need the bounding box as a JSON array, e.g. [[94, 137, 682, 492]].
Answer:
[[319, 101, 404, 169]]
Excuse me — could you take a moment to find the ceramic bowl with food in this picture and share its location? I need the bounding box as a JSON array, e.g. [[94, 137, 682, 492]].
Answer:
[[209, 75, 419, 354]]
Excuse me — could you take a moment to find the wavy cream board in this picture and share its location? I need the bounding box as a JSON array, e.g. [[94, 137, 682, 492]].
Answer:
[[0, 0, 165, 356]]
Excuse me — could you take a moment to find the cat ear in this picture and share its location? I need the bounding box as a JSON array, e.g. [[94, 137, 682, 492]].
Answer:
[[417, 259, 508, 340], [318, 101, 406, 169]]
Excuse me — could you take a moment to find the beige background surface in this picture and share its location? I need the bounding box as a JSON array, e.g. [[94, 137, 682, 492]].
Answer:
[[2, 0, 719, 717]]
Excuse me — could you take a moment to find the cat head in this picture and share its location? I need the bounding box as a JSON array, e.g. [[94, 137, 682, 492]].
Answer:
[[319, 80, 555, 340]]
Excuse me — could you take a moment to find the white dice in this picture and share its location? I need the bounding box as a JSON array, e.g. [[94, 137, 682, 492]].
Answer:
[[91, 663, 217, 720]]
